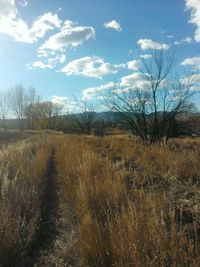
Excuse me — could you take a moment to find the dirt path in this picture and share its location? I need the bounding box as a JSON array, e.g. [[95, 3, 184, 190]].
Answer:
[[23, 147, 78, 267], [19, 148, 59, 266]]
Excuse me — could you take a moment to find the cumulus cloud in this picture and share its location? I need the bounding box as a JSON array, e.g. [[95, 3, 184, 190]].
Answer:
[[0, 0, 17, 18], [61, 56, 125, 79], [103, 20, 122, 31], [120, 72, 170, 94], [181, 73, 200, 85], [58, 54, 66, 63], [51, 95, 77, 112], [137, 39, 170, 50], [127, 60, 140, 70], [28, 61, 53, 70], [0, 0, 61, 43], [174, 36, 193, 45], [140, 54, 152, 59], [28, 53, 66, 69], [82, 69, 173, 100], [120, 72, 149, 89], [185, 0, 200, 42], [52, 95, 69, 105], [39, 20, 95, 51], [18, 0, 28, 7], [82, 82, 116, 100], [181, 56, 200, 70]]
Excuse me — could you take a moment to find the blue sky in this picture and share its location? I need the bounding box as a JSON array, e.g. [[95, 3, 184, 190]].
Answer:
[[0, 0, 200, 108]]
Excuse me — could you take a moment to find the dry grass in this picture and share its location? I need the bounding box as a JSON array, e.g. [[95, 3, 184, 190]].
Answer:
[[0, 134, 54, 266], [1, 133, 200, 266], [55, 135, 200, 266]]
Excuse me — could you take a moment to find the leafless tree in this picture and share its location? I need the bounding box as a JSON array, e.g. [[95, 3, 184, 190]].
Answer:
[[9, 85, 28, 129], [32, 101, 63, 129], [67, 100, 96, 135], [25, 88, 40, 129], [106, 49, 195, 143], [0, 90, 10, 129], [93, 120, 108, 136]]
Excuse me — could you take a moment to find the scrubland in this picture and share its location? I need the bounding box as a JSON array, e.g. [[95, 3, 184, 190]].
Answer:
[[1, 133, 200, 266]]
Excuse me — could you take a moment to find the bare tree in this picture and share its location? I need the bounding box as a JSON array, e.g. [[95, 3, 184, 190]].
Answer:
[[25, 88, 40, 129], [106, 49, 195, 143], [32, 101, 63, 129], [9, 85, 28, 129], [67, 100, 96, 135], [0, 90, 10, 129]]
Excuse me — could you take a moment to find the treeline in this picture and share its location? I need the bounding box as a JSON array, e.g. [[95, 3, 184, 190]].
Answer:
[[0, 83, 199, 140], [1, 50, 200, 142], [0, 85, 63, 130], [0, 85, 117, 135]]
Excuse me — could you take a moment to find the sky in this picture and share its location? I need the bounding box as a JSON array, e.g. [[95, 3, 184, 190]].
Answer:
[[0, 0, 200, 109]]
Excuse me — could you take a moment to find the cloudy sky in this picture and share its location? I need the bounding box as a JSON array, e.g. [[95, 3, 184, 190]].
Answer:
[[0, 0, 200, 107]]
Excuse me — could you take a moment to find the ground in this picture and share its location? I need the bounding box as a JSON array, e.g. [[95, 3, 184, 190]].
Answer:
[[0, 132, 200, 266]]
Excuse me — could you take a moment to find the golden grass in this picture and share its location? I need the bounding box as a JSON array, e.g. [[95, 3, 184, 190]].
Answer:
[[0, 134, 53, 265], [55, 135, 200, 266], [1, 133, 200, 266]]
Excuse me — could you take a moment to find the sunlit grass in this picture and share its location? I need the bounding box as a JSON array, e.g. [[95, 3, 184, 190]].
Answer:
[[1, 134, 200, 266], [55, 135, 200, 266]]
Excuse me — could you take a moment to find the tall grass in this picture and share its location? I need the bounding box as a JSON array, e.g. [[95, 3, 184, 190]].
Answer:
[[0, 135, 53, 266], [55, 135, 200, 266], [1, 133, 200, 266]]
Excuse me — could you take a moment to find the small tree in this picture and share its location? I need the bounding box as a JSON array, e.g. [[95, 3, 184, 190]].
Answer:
[[25, 88, 40, 129], [107, 49, 195, 143], [0, 90, 10, 129], [93, 120, 108, 136], [68, 101, 96, 135], [9, 85, 28, 129], [32, 101, 63, 129]]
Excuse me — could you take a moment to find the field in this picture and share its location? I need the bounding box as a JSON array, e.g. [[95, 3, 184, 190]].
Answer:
[[0, 132, 200, 266]]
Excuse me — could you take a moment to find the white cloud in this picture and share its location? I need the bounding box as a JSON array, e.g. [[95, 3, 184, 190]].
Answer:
[[120, 72, 170, 94], [185, 0, 200, 42], [0, 0, 17, 18], [174, 36, 193, 45], [161, 30, 174, 39], [61, 56, 125, 79], [83, 70, 171, 100], [181, 73, 200, 85], [51, 95, 77, 112], [48, 53, 66, 64], [59, 54, 66, 63], [140, 54, 152, 59], [28, 53, 66, 69], [39, 20, 95, 51], [127, 60, 140, 70], [104, 20, 122, 31], [0, 0, 61, 43], [120, 72, 149, 89], [28, 61, 53, 70], [52, 95, 68, 105], [18, 0, 27, 7], [181, 56, 200, 70], [82, 82, 116, 100], [137, 39, 170, 50], [166, 34, 174, 39]]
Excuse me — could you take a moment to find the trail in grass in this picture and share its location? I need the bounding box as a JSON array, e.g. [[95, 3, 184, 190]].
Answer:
[[20, 147, 58, 266], [26, 147, 78, 267]]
